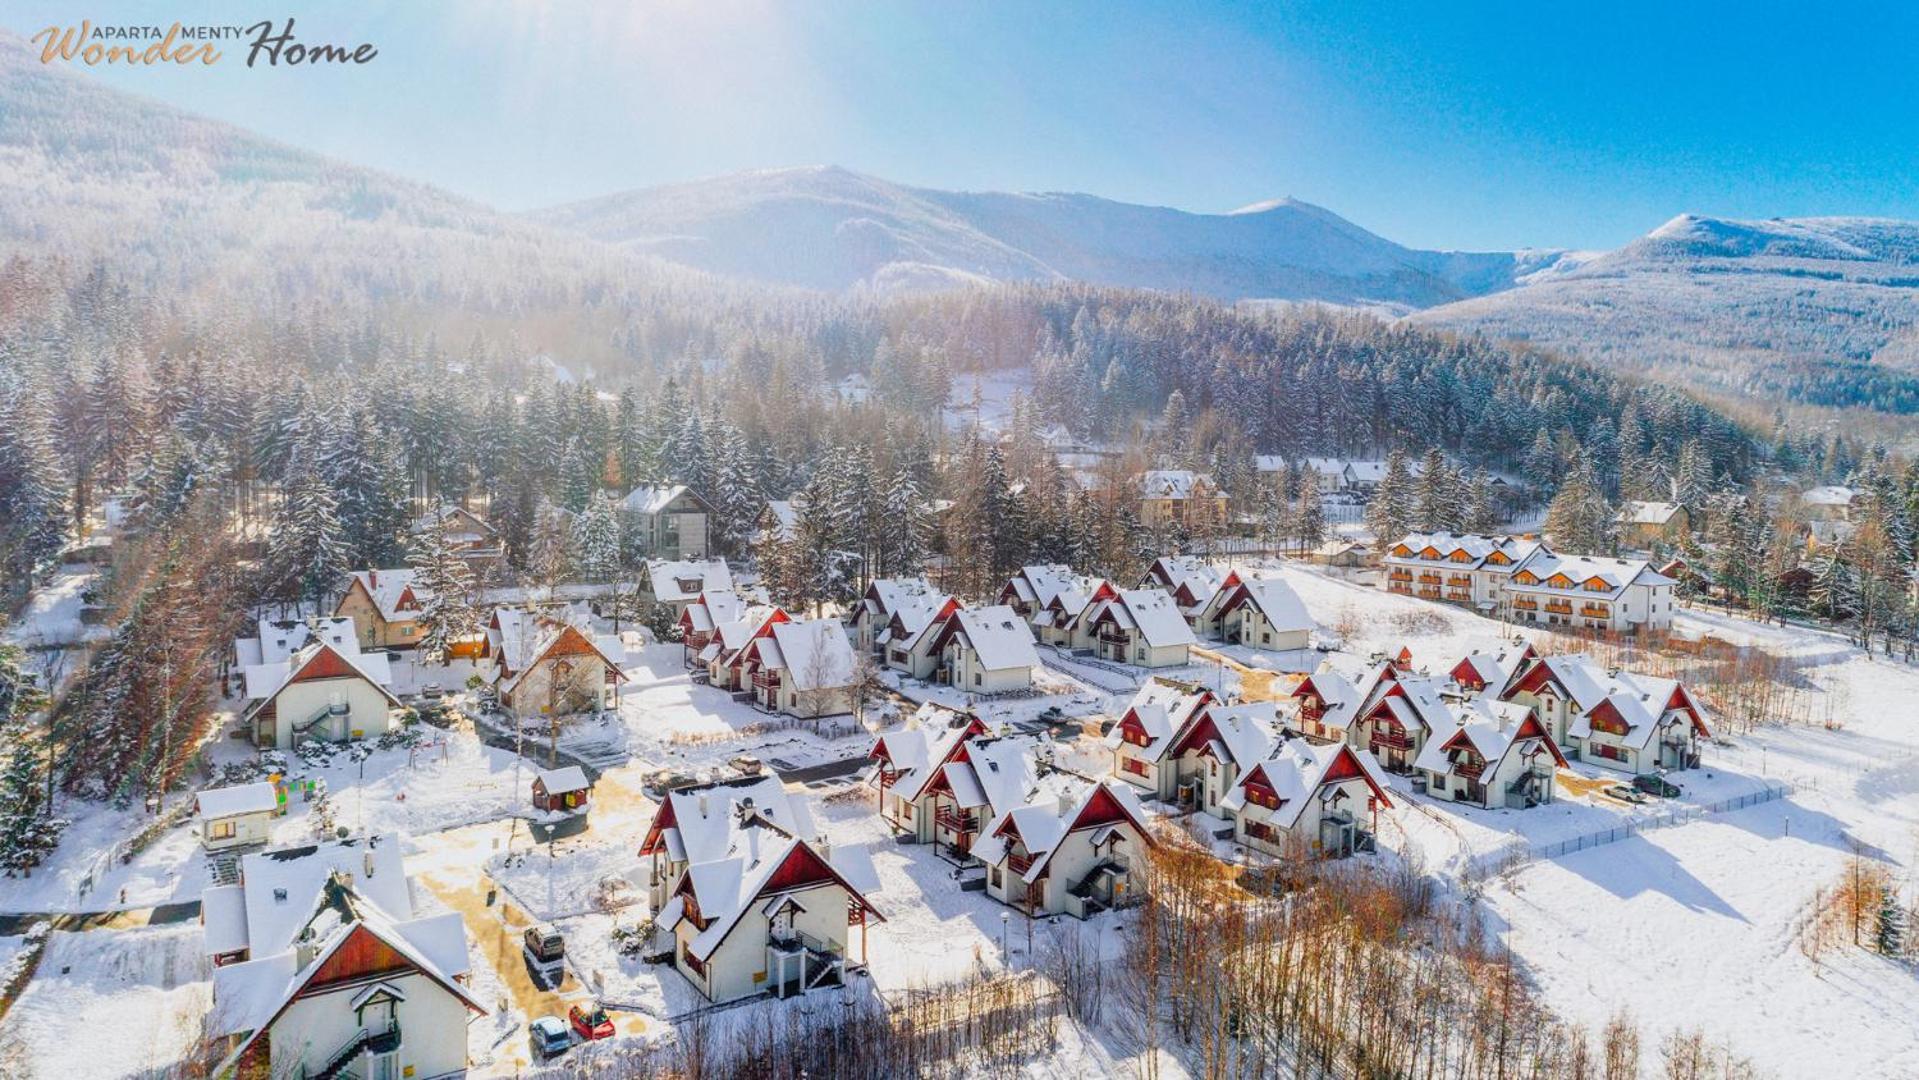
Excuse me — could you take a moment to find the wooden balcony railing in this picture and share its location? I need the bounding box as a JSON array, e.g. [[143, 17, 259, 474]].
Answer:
[[1370, 729, 1412, 750], [935, 806, 977, 834], [1452, 757, 1486, 780], [1007, 852, 1036, 876]]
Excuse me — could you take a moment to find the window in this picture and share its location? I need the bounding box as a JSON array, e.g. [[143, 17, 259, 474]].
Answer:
[[1122, 757, 1149, 777], [401, 626, 413, 636], [681, 942, 706, 977], [209, 820, 236, 840], [973, 673, 982, 686], [990, 867, 1002, 889]]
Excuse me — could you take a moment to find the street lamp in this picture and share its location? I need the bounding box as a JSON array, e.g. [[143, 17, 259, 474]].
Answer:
[[1000, 911, 1010, 966]]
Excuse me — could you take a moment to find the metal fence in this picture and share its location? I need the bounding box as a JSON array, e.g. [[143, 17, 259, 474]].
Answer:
[[1468, 780, 1795, 878]]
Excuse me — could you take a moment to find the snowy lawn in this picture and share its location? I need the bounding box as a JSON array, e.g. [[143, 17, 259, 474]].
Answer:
[[3, 923, 211, 1080]]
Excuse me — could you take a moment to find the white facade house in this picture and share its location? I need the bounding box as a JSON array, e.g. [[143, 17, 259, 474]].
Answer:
[[971, 777, 1155, 918], [202, 835, 483, 1080], [1502, 655, 1712, 774], [737, 618, 859, 717], [1223, 739, 1393, 859], [1413, 697, 1566, 809], [1080, 588, 1200, 668], [880, 593, 962, 676], [849, 577, 936, 656], [869, 704, 995, 846], [998, 564, 1087, 622], [239, 642, 399, 750], [639, 777, 883, 1003], [923, 605, 1043, 694], [621, 483, 711, 560], [1193, 571, 1315, 653], [1384, 533, 1678, 632], [484, 615, 627, 719], [196, 782, 281, 852], [1348, 673, 1454, 774]]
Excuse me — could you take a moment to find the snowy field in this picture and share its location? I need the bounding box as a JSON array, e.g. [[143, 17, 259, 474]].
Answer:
[[3, 923, 211, 1079]]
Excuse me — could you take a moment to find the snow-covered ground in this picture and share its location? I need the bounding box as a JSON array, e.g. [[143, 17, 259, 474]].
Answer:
[[3, 923, 211, 1079]]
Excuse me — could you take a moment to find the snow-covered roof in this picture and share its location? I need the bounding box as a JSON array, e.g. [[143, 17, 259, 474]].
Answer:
[[496, 620, 628, 698], [1385, 532, 1541, 573], [1147, 556, 1225, 607], [661, 832, 883, 963], [1202, 702, 1279, 768], [888, 592, 958, 651], [1451, 647, 1532, 694], [534, 766, 590, 795], [682, 590, 746, 634], [861, 577, 935, 621], [1218, 573, 1313, 634], [714, 606, 784, 657], [873, 705, 990, 803], [646, 559, 733, 604], [234, 616, 358, 668], [228, 836, 413, 961], [1105, 589, 1199, 649], [241, 641, 398, 711], [197, 781, 278, 821], [1138, 470, 1215, 500], [1222, 738, 1393, 829], [767, 619, 857, 690], [1104, 679, 1213, 756], [1616, 500, 1683, 526], [1412, 698, 1553, 776], [1801, 485, 1857, 507], [1005, 564, 1082, 609], [409, 503, 498, 539], [623, 483, 701, 515], [343, 568, 421, 622], [950, 606, 1041, 671], [647, 775, 818, 869]]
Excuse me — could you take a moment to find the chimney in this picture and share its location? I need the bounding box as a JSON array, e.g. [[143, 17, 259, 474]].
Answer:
[[364, 851, 375, 878], [698, 793, 709, 818], [369, 569, 377, 588]]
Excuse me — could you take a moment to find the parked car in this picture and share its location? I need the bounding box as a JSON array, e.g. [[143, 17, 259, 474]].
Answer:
[[569, 1003, 615, 1041], [728, 755, 763, 776], [1602, 784, 1647, 804], [530, 1015, 571, 1059], [524, 924, 566, 968], [1633, 774, 1683, 799], [421, 683, 445, 701]]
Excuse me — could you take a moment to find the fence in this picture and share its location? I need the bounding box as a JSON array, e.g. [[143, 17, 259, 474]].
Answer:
[[1467, 780, 1796, 878]]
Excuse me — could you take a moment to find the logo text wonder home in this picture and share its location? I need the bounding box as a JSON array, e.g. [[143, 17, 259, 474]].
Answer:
[[33, 18, 378, 67]]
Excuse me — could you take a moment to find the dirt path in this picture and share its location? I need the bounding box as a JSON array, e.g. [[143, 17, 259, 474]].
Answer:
[[1191, 646, 1301, 702]]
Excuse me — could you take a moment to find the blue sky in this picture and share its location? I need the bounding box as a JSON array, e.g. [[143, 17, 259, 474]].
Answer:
[[4, 0, 1916, 250]]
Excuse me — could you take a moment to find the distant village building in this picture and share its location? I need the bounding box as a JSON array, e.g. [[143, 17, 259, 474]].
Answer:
[[1309, 539, 1371, 568], [1384, 533, 1677, 632], [621, 484, 712, 560], [639, 558, 734, 615], [1137, 470, 1229, 531], [1799, 485, 1857, 522], [201, 835, 483, 1079], [1614, 501, 1689, 548], [409, 504, 505, 569]]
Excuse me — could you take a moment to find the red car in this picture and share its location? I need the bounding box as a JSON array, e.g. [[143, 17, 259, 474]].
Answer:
[[569, 1004, 614, 1041]]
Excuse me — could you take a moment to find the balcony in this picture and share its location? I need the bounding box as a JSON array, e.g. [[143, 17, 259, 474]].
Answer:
[[1513, 599, 1538, 611], [1580, 604, 1611, 619], [1007, 851, 1036, 876], [1451, 757, 1486, 780], [877, 768, 901, 790], [935, 806, 977, 834], [1388, 570, 1413, 582], [1544, 601, 1574, 615], [1417, 573, 1443, 584], [1370, 728, 1412, 750]]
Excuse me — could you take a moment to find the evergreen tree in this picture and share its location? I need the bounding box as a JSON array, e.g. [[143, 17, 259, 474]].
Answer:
[[1809, 550, 1858, 623], [527, 504, 572, 596], [1876, 886, 1906, 957], [1543, 466, 1617, 555], [881, 465, 929, 578], [1365, 449, 1418, 544], [1464, 470, 1499, 532], [269, 449, 351, 612], [570, 489, 623, 583], [1521, 431, 1559, 497], [408, 516, 478, 665], [1294, 481, 1325, 554]]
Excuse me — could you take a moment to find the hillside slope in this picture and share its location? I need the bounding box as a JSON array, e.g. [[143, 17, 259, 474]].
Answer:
[[532, 165, 1565, 308], [1413, 214, 1919, 415]]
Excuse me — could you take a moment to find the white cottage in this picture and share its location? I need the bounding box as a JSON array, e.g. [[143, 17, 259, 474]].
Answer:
[[1502, 655, 1711, 774], [1413, 698, 1565, 809], [196, 782, 281, 852], [1193, 571, 1315, 653], [971, 778, 1155, 918], [240, 642, 400, 750], [1223, 739, 1393, 859]]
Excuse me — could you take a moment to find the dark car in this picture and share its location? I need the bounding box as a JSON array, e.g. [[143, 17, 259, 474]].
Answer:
[[530, 1016, 571, 1059], [1633, 774, 1683, 799], [569, 1003, 615, 1041]]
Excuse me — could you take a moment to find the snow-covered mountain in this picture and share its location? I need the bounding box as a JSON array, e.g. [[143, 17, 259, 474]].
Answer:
[[531, 166, 1567, 308], [1413, 214, 1919, 413]]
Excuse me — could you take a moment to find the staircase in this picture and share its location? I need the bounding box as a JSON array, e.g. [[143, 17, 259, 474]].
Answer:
[[304, 1023, 399, 1080]]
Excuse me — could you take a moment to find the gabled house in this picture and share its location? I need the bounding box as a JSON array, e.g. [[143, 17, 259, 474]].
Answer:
[[201, 835, 483, 1080], [335, 569, 426, 650], [1030, 578, 1108, 649], [1106, 680, 1276, 816], [918, 605, 1042, 694], [706, 606, 790, 691], [1414, 698, 1565, 809], [487, 617, 627, 719], [737, 618, 859, 717], [882, 593, 964, 678], [971, 778, 1154, 918], [1080, 588, 1199, 668], [621, 483, 711, 560], [639, 558, 734, 615], [409, 504, 504, 568], [1349, 673, 1452, 773], [1502, 655, 1711, 774], [233, 616, 359, 671], [869, 704, 994, 844], [639, 778, 882, 1003], [1137, 470, 1228, 531], [1448, 643, 1538, 698], [678, 589, 747, 668], [1288, 662, 1380, 744], [1141, 556, 1226, 627], [849, 577, 936, 656], [531, 766, 592, 815], [1223, 739, 1393, 859], [241, 642, 400, 750], [1193, 571, 1315, 653], [998, 564, 1085, 621]]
